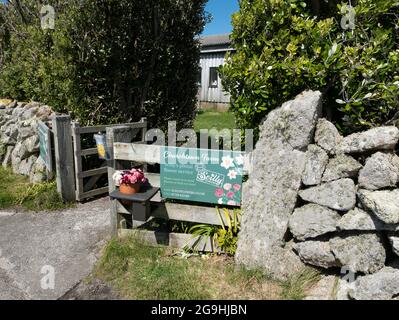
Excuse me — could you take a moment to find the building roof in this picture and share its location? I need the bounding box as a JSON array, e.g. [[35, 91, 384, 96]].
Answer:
[[199, 34, 233, 53], [200, 34, 231, 47]]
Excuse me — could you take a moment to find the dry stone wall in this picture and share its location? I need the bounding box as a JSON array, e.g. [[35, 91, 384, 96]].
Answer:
[[0, 99, 54, 183], [237, 90, 399, 300]]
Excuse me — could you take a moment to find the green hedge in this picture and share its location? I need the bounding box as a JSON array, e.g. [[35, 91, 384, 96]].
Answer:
[[221, 0, 399, 135], [0, 0, 208, 129]]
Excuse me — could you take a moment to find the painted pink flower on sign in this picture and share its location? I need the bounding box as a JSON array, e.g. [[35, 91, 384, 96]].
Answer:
[[215, 188, 224, 198], [227, 200, 236, 206], [227, 191, 235, 199], [233, 184, 241, 191]]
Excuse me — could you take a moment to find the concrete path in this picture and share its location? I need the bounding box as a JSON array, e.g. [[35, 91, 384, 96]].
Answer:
[[0, 198, 111, 300]]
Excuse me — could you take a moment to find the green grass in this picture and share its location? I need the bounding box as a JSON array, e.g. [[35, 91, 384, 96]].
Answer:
[[94, 236, 284, 300], [0, 167, 72, 212], [280, 268, 322, 300], [194, 110, 236, 133]]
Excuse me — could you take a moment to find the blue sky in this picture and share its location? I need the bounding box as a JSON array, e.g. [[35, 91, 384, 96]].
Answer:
[[203, 0, 239, 35]]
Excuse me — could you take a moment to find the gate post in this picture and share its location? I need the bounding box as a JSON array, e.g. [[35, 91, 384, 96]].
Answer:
[[106, 126, 134, 236], [52, 115, 76, 202]]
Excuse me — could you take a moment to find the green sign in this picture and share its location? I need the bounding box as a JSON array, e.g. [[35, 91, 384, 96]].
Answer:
[[38, 120, 52, 172], [160, 147, 244, 207]]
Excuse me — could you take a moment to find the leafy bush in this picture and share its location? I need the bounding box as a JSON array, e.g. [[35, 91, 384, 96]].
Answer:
[[0, 0, 208, 129], [221, 0, 399, 135]]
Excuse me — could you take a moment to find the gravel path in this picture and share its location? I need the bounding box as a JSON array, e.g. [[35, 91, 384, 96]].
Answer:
[[0, 197, 111, 300]]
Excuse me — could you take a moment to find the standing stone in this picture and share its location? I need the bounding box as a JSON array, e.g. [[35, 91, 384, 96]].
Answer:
[[302, 145, 329, 186], [358, 152, 399, 190], [349, 267, 399, 300], [337, 207, 398, 232], [315, 119, 343, 155], [259, 90, 322, 151], [329, 234, 386, 274], [289, 204, 340, 241], [293, 241, 339, 269], [299, 178, 356, 211], [358, 189, 399, 224], [236, 90, 323, 281], [322, 154, 362, 182], [337, 126, 399, 154], [236, 147, 307, 280]]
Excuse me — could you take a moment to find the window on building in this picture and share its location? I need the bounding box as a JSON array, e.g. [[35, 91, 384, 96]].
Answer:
[[197, 67, 202, 87], [209, 67, 218, 88]]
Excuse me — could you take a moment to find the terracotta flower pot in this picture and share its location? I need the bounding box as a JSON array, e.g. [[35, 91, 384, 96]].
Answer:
[[120, 183, 142, 195]]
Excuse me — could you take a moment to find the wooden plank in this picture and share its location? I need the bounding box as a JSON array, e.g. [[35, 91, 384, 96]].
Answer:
[[114, 142, 252, 173], [80, 167, 107, 178], [114, 143, 160, 164], [152, 202, 235, 226], [116, 201, 236, 226], [52, 115, 76, 202], [141, 117, 147, 140], [83, 160, 107, 192], [80, 187, 109, 199], [80, 148, 99, 156], [78, 122, 146, 135], [119, 229, 216, 252], [72, 122, 84, 201]]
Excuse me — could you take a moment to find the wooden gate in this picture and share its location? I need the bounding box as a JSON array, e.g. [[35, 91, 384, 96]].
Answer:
[[52, 115, 147, 202], [71, 119, 147, 201]]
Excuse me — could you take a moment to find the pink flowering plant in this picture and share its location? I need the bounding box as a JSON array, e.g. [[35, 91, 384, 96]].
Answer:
[[112, 169, 148, 186], [214, 183, 241, 207]]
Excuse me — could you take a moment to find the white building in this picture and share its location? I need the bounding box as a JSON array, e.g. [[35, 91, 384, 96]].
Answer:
[[198, 34, 234, 111]]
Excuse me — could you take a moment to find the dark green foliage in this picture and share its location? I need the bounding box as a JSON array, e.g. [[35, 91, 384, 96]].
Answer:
[[221, 0, 399, 135], [0, 0, 208, 128]]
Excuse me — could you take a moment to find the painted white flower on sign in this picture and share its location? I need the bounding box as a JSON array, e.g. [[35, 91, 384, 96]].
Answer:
[[228, 170, 238, 180], [218, 198, 224, 205], [221, 156, 234, 169], [235, 154, 244, 166]]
